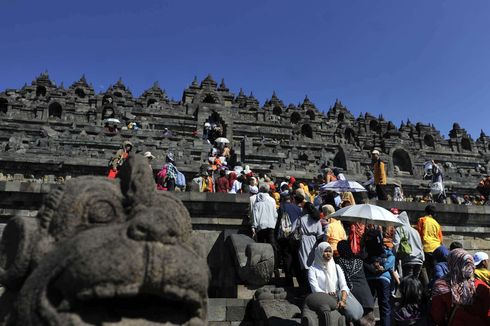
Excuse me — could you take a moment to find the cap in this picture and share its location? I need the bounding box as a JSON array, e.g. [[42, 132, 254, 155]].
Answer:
[[144, 151, 155, 159], [371, 150, 380, 155], [473, 252, 489, 266]]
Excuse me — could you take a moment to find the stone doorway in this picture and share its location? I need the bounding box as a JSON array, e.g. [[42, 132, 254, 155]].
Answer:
[[204, 111, 226, 144]]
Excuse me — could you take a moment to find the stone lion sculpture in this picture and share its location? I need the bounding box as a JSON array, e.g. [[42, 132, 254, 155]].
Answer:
[[0, 154, 209, 325]]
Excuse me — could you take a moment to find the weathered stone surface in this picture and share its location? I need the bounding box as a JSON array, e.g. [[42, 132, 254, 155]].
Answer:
[[302, 293, 346, 326], [251, 287, 301, 326], [228, 234, 274, 286], [0, 154, 209, 325], [1, 74, 489, 197]]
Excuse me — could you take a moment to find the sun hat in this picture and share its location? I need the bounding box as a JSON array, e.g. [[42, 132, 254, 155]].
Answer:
[[144, 151, 155, 159]]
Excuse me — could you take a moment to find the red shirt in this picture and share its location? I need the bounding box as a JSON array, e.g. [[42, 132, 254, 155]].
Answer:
[[217, 176, 229, 193], [431, 279, 490, 326]]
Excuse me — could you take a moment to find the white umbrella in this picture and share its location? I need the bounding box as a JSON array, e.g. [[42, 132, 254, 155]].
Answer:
[[329, 204, 403, 227], [214, 137, 230, 143], [320, 180, 367, 193], [104, 118, 121, 124]]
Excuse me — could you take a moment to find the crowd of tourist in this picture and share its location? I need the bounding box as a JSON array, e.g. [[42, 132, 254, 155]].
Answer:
[[259, 192, 490, 326], [106, 140, 490, 208], [104, 143, 490, 325]]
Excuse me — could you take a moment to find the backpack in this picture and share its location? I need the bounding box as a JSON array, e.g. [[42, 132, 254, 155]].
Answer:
[[398, 228, 412, 257], [176, 170, 186, 187], [278, 210, 293, 239]]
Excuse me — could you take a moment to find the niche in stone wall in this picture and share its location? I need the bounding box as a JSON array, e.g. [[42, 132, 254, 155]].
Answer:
[[424, 134, 435, 148], [48, 102, 62, 119], [393, 148, 412, 175], [333, 148, 347, 171], [36, 86, 47, 97], [307, 110, 315, 121], [147, 98, 157, 107], [338, 112, 345, 122], [273, 106, 282, 116], [369, 120, 380, 133], [204, 111, 227, 143], [203, 94, 218, 104], [75, 88, 86, 98], [102, 106, 115, 119], [461, 138, 472, 151], [301, 124, 313, 138], [290, 112, 301, 124], [113, 92, 123, 98], [102, 95, 113, 105], [0, 98, 8, 114], [344, 128, 356, 145]]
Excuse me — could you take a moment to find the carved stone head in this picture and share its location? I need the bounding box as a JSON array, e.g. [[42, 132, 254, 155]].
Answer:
[[0, 154, 209, 325]]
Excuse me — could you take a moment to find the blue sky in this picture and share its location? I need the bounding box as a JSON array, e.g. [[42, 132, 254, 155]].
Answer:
[[1, 0, 489, 139]]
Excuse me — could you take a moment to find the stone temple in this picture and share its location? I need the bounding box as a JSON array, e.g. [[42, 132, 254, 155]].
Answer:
[[0, 73, 490, 325], [0, 72, 489, 195]]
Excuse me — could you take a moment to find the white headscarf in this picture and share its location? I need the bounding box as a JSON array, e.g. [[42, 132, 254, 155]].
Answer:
[[314, 242, 338, 293]]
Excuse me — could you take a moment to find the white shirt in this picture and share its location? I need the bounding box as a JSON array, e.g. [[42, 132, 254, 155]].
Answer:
[[230, 180, 242, 194], [308, 263, 350, 294], [252, 193, 278, 230]]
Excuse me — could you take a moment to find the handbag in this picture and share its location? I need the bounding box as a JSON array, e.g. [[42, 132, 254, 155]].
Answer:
[[398, 228, 412, 257]]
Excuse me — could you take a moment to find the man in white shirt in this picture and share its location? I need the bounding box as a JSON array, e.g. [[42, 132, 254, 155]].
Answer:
[[252, 183, 279, 275]]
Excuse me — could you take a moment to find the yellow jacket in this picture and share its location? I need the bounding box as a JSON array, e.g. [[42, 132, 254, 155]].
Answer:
[[374, 160, 387, 185], [475, 268, 490, 287]]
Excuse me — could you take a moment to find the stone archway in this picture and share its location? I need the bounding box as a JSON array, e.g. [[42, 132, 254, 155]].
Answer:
[[0, 98, 8, 114], [424, 134, 435, 148], [75, 88, 86, 98], [102, 106, 115, 119], [301, 124, 313, 138], [392, 148, 412, 175], [203, 94, 217, 104], [102, 95, 113, 105], [338, 112, 345, 122], [461, 138, 472, 151], [306, 110, 315, 121], [147, 99, 157, 107], [36, 86, 47, 97], [333, 147, 347, 171], [370, 120, 380, 133], [48, 102, 63, 119], [344, 128, 356, 144], [205, 111, 227, 143], [290, 112, 301, 124], [273, 106, 282, 116]]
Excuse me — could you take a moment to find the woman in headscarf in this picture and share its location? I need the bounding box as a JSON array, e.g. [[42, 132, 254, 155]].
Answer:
[[294, 202, 323, 293], [308, 242, 364, 322], [431, 248, 490, 326], [336, 240, 376, 325]]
